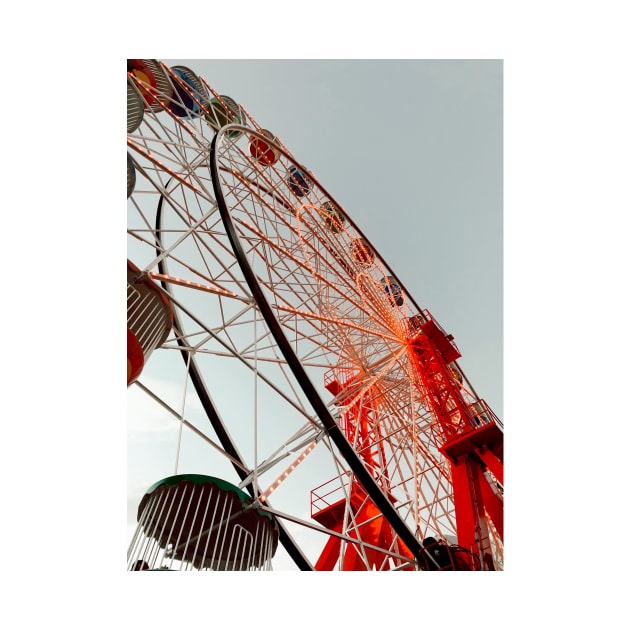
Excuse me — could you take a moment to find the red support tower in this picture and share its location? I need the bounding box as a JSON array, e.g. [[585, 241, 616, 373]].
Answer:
[[407, 310, 503, 569], [312, 310, 503, 571], [311, 368, 414, 571]]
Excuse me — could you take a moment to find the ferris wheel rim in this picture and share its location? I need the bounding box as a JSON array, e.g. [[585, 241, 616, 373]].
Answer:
[[209, 126, 434, 567], [152, 177, 315, 571]]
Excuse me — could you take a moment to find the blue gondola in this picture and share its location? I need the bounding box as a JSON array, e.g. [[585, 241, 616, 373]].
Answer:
[[381, 276, 404, 306], [287, 166, 311, 197]]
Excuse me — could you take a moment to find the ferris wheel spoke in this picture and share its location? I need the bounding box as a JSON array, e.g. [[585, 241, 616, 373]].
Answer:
[[241, 424, 325, 487], [232, 215, 385, 325], [134, 380, 250, 475], [127, 137, 209, 191], [159, 293, 322, 425]]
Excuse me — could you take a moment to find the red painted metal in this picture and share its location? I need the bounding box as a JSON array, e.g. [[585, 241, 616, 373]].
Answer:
[[408, 310, 503, 568], [127, 327, 144, 386], [311, 370, 414, 570], [313, 308, 503, 570]]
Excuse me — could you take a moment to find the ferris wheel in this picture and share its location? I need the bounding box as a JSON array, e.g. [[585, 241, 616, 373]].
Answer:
[[127, 59, 503, 571]]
